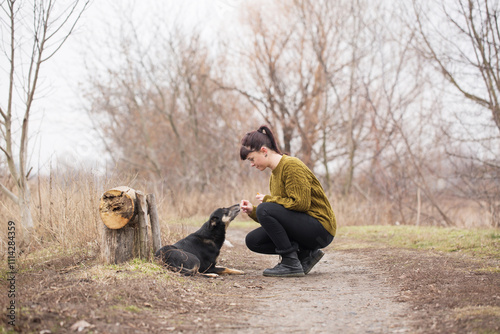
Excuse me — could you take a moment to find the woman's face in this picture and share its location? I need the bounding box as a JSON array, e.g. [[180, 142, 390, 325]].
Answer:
[[246, 150, 268, 171]]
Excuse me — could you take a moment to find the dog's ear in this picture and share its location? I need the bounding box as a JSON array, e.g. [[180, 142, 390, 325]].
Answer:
[[209, 216, 219, 228]]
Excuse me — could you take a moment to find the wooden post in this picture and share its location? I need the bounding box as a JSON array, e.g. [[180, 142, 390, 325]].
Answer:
[[99, 186, 161, 264], [147, 193, 162, 253], [136, 191, 149, 260]]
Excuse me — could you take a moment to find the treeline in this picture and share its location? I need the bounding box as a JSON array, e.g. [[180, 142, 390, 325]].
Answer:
[[83, 0, 499, 227]]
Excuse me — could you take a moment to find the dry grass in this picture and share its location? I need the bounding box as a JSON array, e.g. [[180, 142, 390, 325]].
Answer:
[[0, 165, 497, 264], [333, 192, 496, 229], [334, 195, 394, 226], [0, 166, 267, 263]]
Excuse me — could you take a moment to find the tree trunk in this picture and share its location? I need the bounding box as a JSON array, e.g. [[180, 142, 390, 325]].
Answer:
[[19, 187, 34, 243], [99, 187, 159, 264]]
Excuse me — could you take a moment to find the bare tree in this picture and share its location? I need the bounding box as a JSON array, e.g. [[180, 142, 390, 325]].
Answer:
[[228, 0, 331, 168], [413, 0, 500, 132], [411, 0, 500, 226], [233, 0, 436, 203], [84, 16, 251, 212], [310, 0, 372, 195], [79, 0, 495, 226], [0, 0, 89, 242]]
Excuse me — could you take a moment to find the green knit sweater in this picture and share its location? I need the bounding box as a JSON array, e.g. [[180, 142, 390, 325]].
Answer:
[[248, 155, 336, 236]]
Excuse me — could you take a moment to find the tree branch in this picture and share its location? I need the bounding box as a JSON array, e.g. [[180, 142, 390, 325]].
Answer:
[[0, 181, 19, 205]]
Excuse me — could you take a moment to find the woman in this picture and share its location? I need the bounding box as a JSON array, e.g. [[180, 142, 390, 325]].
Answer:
[[240, 125, 336, 277]]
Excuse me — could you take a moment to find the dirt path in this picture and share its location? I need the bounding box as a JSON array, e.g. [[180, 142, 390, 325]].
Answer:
[[233, 253, 412, 333], [220, 229, 413, 334]]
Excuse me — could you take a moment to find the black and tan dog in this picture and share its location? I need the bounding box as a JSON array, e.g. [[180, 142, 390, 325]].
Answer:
[[155, 204, 244, 276]]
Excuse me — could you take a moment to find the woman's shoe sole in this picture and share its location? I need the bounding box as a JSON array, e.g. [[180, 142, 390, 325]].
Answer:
[[263, 271, 305, 277]]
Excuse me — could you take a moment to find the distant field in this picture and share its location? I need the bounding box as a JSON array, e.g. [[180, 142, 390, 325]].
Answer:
[[336, 225, 500, 259]]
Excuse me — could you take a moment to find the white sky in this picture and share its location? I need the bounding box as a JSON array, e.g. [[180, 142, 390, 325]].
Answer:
[[1, 0, 246, 174]]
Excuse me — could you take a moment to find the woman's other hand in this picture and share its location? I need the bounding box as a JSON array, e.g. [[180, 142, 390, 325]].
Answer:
[[256, 193, 265, 203]]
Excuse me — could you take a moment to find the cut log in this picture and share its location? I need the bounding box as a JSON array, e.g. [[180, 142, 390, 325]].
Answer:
[[100, 187, 162, 264], [102, 223, 138, 264], [100, 187, 157, 264], [99, 186, 136, 229]]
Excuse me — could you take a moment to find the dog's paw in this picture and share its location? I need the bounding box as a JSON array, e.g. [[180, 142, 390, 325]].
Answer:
[[201, 273, 219, 278]]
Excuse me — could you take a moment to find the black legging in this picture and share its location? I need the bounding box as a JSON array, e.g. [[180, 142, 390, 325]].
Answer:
[[245, 202, 334, 254]]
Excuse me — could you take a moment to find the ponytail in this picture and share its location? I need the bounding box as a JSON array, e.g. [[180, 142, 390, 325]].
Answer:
[[240, 125, 282, 160], [257, 125, 282, 154]]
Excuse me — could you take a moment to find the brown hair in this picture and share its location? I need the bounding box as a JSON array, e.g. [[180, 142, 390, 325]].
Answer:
[[240, 125, 282, 160]]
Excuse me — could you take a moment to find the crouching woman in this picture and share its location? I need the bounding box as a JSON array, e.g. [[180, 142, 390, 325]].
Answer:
[[239, 125, 336, 277]]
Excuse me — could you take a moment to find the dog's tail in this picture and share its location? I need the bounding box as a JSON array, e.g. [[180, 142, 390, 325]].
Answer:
[[155, 245, 200, 276]]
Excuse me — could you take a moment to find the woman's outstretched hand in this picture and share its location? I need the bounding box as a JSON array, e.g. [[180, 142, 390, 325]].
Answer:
[[240, 199, 253, 214]]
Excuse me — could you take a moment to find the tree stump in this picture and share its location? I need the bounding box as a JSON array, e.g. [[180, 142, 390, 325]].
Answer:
[[99, 186, 161, 264]]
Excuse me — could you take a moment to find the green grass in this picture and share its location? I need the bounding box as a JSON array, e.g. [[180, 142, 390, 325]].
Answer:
[[110, 304, 143, 313], [85, 258, 181, 282], [128, 258, 167, 274], [124, 305, 142, 313], [453, 306, 500, 320], [336, 225, 500, 259]]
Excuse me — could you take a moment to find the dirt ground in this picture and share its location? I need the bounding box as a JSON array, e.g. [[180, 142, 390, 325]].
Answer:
[[2, 226, 499, 333]]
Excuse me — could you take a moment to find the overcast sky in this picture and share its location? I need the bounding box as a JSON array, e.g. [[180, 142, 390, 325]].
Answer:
[[2, 0, 246, 174]]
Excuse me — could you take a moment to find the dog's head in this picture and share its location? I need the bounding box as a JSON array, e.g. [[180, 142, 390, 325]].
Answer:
[[209, 204, 240, 230]]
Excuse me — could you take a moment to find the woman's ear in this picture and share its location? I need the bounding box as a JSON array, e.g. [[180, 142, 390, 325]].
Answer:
[[260, 146, 268, 157]]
